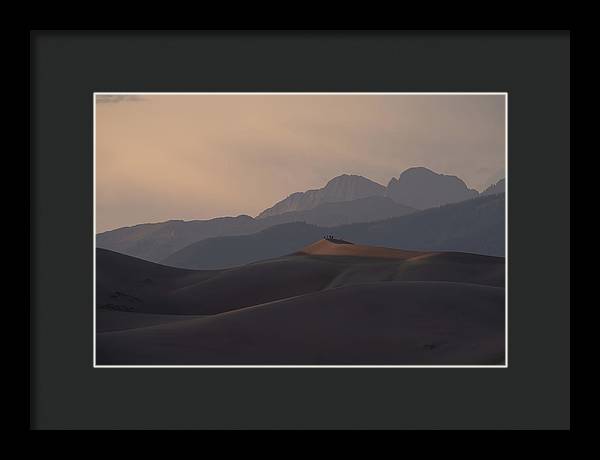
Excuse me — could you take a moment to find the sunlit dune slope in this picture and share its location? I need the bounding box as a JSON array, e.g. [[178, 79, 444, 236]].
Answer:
[[295, 238, 430, 259]]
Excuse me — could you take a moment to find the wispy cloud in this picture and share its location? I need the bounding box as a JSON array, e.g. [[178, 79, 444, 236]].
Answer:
[[96, 95, 145, 104]]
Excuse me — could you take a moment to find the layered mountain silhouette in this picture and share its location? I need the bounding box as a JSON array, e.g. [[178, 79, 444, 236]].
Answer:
[[257, 174, 387, 218], [260, 196, 414, 227], [163, 193, 505, 270], [97, 196, 415, 262], [387, 167, 479, 209], [97, 167, 496, 263], [96, 168, 494, 262], [259, 167, 479, 217], [96, 238, 505, 365], [96, 215, 259, 263], [482, 178, 506, 196]]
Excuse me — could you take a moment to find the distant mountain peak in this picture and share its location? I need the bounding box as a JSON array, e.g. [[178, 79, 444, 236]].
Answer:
[[257, 167, 487, 218], [257, 174, 386, 219], [387, 167, 479, 209], [400, 166, 436, 176], [399, 166, 465, 182], [482, 178, 505, 196], [326, 173, 366, 183]]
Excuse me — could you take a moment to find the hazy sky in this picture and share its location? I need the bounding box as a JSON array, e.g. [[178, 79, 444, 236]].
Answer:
[[96, 94, 505, 232]]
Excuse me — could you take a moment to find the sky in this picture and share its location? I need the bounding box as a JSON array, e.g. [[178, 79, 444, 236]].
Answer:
[[96, 94, 505, 233]]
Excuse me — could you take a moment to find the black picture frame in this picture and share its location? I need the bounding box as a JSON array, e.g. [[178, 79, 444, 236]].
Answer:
[[30, 30, 570, 430]]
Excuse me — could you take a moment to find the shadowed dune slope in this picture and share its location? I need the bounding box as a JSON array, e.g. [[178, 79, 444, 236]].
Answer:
[[97, 281, 505, 365], [96, 248, 223, 315], [96, 242, 504, 323], [96, 310, 203, 333]]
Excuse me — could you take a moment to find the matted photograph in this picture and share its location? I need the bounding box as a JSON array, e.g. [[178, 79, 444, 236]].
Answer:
[[94, 92, 507, 367]]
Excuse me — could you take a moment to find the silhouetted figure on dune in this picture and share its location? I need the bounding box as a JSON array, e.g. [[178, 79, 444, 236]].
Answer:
[[323, 234, 351, 244]]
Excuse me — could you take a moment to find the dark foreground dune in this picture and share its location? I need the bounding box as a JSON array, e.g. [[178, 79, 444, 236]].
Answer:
[[97, 281, 504, 365], [96, 239, 505, 365]]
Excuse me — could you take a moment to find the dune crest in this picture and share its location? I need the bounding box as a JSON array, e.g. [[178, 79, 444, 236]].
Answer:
[[296, 238, 430, 260]]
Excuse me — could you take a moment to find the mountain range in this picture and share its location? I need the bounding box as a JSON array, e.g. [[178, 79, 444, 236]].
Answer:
[[97, 167, 505, 264], [258, 167, 480, 218], [482, 178, 506, 196], [387, 167, 479, 209], [257, 174, 387, 218], [96, 196, 415, 262], [163, 193, 505, 269]]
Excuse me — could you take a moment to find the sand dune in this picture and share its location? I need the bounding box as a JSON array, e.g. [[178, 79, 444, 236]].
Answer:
[[297, 238, 429, 259], [96, 310, 204, 333], [97, 281, 505, 365], [97, 241, 503, 317], [96, 239, 505, 365]]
